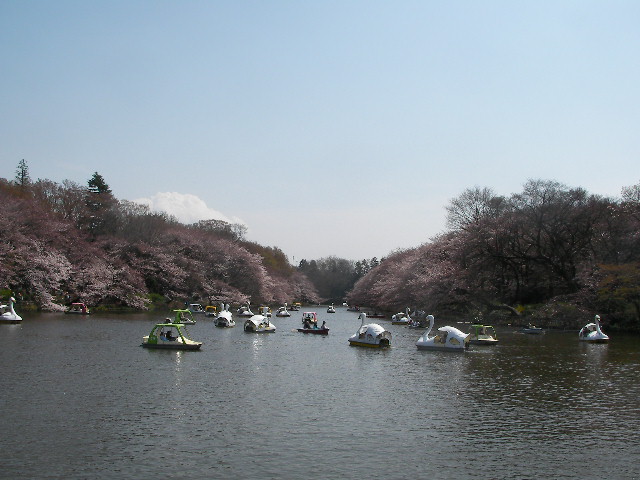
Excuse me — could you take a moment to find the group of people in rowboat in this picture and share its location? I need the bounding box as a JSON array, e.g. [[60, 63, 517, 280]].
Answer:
[[303, 318, 328, 330]]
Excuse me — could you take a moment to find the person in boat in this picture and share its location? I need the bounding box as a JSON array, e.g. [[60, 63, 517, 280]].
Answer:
[[165, 330, 175, 341], [321, 321, 327, 330], [303, 319, 311, 329]]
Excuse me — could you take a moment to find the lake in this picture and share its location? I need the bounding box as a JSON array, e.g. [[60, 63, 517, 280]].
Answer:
[[1, 307, 639, 479]]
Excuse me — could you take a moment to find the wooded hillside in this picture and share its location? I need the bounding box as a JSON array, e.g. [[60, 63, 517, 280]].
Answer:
[[347, 180, 640, 330], [0, 168, 320, 311]]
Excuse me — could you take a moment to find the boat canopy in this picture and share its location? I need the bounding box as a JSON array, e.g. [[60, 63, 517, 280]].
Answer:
[[469, 324, 496, 335], [357, 323, 391, 339], [245, 315, 268, 327], [302, 312, 317, 322], [148, 322, 190, 336], [438, 325, 468, 336]]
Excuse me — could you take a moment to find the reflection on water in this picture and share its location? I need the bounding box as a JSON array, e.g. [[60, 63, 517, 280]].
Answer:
[[0, 311, 639, 479]]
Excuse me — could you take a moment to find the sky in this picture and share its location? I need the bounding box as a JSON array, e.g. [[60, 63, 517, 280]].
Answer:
[[2, 1, 639, 262]]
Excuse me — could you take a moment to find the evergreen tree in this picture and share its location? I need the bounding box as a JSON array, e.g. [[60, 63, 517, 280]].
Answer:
[[88, 172, 112, 194], [15, 159, 31, 187], [85, 172, 115, 237]]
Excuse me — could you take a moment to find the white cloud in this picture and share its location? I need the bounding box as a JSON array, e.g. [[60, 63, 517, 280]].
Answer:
[[134, 192, 245, 226]]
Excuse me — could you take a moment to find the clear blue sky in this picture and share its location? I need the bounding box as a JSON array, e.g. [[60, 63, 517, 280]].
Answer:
[[2, 1, 639, 261]]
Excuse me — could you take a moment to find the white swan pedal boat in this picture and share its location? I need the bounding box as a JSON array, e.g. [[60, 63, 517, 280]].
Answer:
[[416, 315, 470, 351], [348, 313, 391, 348], [214, 303, 235, 327], [0, 297, 22, 324], [237, 305, 255, 317], [579, 315, 609, 343], [275, 304, 291, 317], [244, 315, 276, 333]]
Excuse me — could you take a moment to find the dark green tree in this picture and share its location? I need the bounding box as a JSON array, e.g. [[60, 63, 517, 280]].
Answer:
[[85, 172, 116, 238], [88, 172, 112, 195], [15, 159, 31, 187]]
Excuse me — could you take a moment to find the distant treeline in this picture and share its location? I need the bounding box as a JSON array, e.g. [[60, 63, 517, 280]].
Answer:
[[347, 179, 640, 331], [297, 256, 381, 304]]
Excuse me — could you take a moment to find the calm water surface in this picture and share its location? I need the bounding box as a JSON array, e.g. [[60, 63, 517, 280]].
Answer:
[[1, 308, 639, 479]]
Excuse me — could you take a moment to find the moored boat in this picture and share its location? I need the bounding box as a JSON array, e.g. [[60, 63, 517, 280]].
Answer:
[[204, 305, 218, 317], [141, 322, 202, 350]]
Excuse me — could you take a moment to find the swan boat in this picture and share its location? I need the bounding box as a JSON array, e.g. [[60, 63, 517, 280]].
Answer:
[[416, 315, 470, 351], [258, 306, 272, 317], [65, 302, 90, 315], [244, 314, 276, 333], [237, 305, 254, 317], [0, 297, 22, 324], [141, 322, 202, 350], [327, 304, 336, 313], [467, 324, 499, 345], [187, 303, 206, 315], [214, 303, 235, 327], [579, 315, 609, 343], [275, 304, 291, 317], [391, 308, 411, 325], [348, 313, 391, 348]]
